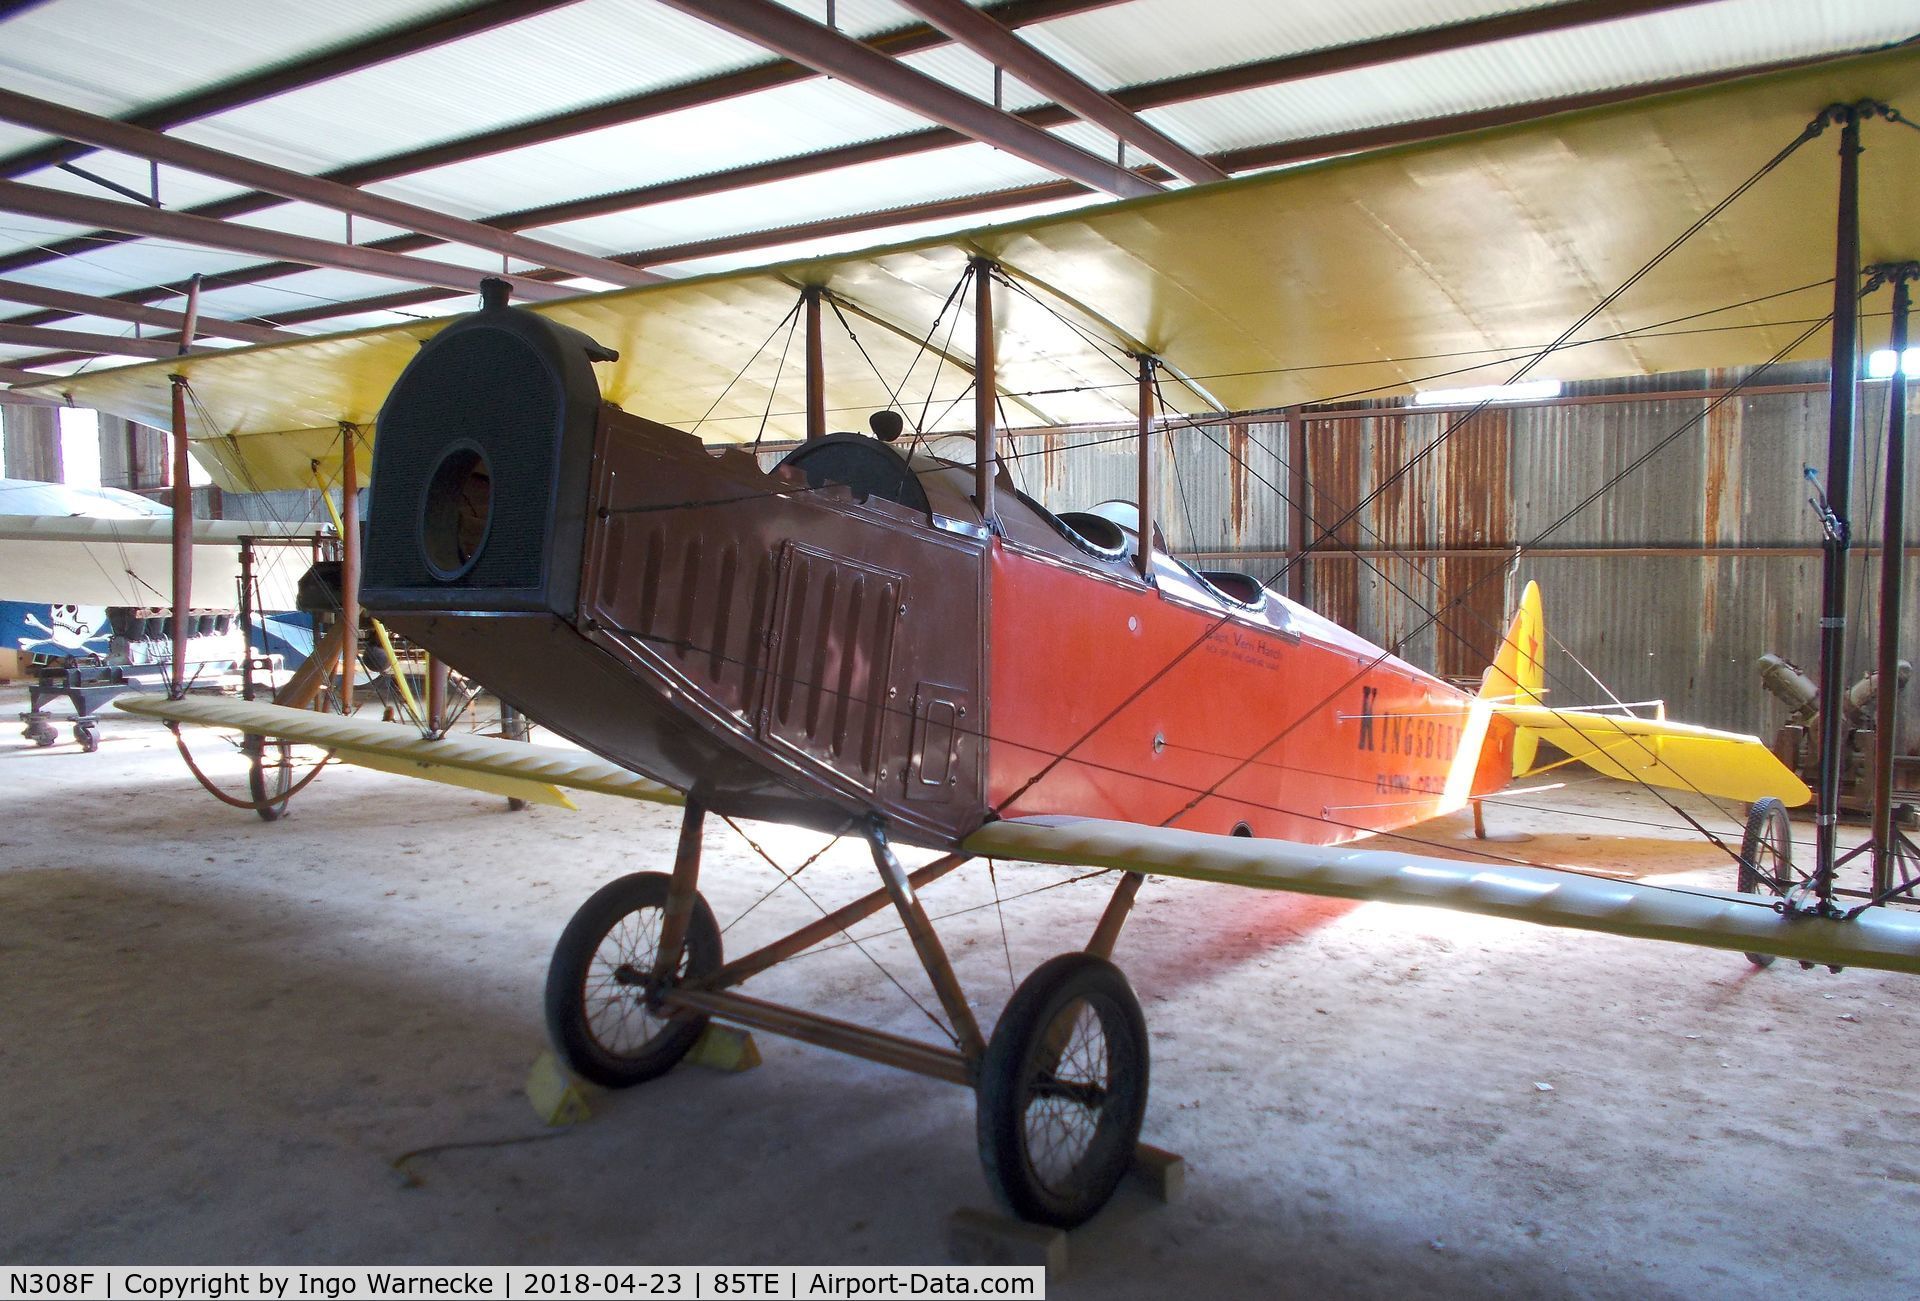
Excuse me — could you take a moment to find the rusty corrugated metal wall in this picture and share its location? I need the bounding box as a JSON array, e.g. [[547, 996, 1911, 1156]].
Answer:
[[2, 403, 60, 481], [95, 416, 167, 492], [1003, 363, 1920, 741]]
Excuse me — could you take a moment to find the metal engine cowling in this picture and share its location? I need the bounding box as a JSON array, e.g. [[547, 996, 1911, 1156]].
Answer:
[[362, 280, 614, 617]]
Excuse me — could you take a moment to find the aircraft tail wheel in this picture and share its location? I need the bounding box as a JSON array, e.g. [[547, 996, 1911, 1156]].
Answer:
[[1738, 797, 1794, 969], [249, 740, 294, 822], [975, 953, 1149, 1228], [545, 871, 722, 1088]]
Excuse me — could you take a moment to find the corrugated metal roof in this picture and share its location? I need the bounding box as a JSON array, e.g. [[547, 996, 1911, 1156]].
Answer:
[[171, 2, 780, 177], [527, 138, 1058, 255], [1022, 0, 1554, 91], [0, 0, 465, 156], [377, 76, 945, 220], [1149, 0, 1920, 156], [1, 0, 1917, 375]]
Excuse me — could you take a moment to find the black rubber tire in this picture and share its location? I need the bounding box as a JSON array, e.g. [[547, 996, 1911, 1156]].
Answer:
[[545, 871, 721, 1088], [1738, 797, 1793, 969], [25, 718, 57, 747], [249, 739, 294, 822], [976, 953, 1150, 1228], [73, 722, 99, 753]]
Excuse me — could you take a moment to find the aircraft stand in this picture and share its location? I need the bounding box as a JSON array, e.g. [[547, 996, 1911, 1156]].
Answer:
[[544, 800, 1175, 1237], [1736, 106, 1919, 942]]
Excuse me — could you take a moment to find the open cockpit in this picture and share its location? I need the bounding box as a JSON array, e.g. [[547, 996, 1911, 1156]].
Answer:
[[772, 419, 1287, 631]]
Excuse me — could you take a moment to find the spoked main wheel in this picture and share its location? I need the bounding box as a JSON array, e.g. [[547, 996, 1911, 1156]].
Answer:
[[976, 953, 1149, 1228], [1737, 797, 1797, 969], [248, 738, 294, 822], [545, 871, 722, 1088]]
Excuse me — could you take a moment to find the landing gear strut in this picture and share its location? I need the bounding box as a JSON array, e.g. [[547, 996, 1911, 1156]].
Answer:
[[542, 805, 1157, 1228]]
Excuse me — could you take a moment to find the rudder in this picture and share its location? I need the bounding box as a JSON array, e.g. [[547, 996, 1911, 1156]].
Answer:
[[1479, 580, 1545, 776]]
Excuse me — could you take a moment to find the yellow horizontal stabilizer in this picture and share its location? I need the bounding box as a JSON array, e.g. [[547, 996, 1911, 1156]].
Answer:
[[116, 695, 683, 806], [333, 747, 577, 809], [1491, 704, 1810, 806], [965, 816, 1920, 975]]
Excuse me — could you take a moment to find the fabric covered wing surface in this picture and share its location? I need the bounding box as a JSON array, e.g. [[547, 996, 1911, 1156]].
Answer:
[[32, 46, 1920, 488]]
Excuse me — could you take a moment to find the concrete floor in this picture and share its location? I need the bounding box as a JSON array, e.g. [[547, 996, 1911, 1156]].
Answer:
[[4, 686, 1919, 1297]]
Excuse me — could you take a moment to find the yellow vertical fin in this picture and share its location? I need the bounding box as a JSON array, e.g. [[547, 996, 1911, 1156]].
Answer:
[[1479, 580, 1546, 776]]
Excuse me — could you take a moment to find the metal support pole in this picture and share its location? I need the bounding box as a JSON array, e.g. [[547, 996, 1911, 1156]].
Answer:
[[804, 285, 826, 442], [338, 423, 361, 712], [971, 258, 996, 526], [167, 374, 192, 697], [1136, 356, 1156, 579], [1286, 408, 1308, 604], [500, 699, 530, 742], [654, 799, 707, 983], [426, 656, 449, 732], [238, 538, 257, 695], [1872, 266, 1915, 893], [165, 276, 201, 699], [1814, 106, 1864, 902], [177, 273, 202, 354], [867, 820, 986, 1060]]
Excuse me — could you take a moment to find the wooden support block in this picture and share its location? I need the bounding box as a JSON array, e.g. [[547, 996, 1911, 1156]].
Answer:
[[525, 1051, 591, 1127], [686, 1023, 762, 1073], [947, 1207, 1067, 1273], [1129, 1143, 1186, 1203]]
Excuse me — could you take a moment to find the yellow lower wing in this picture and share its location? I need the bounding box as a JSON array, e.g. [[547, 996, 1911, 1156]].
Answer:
[[1493, 704, 1810, 806], [117, 696, 684, 808], [965, 817, 1920, 975]]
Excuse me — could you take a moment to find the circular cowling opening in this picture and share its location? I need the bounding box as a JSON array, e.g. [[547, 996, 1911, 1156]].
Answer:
[[420, 443, 494, 581]]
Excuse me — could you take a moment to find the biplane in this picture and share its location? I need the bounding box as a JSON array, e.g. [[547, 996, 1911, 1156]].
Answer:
[[26, 46, 1920, 1228], [0, 477, 312, 749]]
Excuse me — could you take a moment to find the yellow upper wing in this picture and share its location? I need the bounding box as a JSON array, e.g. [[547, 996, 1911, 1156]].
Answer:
[[33, 46, 1920, 489]]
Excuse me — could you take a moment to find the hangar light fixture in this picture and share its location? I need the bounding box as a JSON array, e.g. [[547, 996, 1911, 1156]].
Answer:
[[1412, 379, 1563, 406]]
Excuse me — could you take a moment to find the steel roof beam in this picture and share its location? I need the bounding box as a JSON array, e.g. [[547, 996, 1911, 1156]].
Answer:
[[0, 321, 214, 358], [0, 20, 1840, 350], [0, 87, 659, 289], [0, 0, 1745, 329], [0, 179, 573, 301], [4, 48, 1840, 369], [1188, 0, 1722, 95], [0, 275, 289, 345], [892, 0, 1225, 184], [0, 362, 50, 384], [436, 0, 1724, 234], [0, 0, 584, 182], [0, 0, 1122, 286], [654, 0, 1160, 199]]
